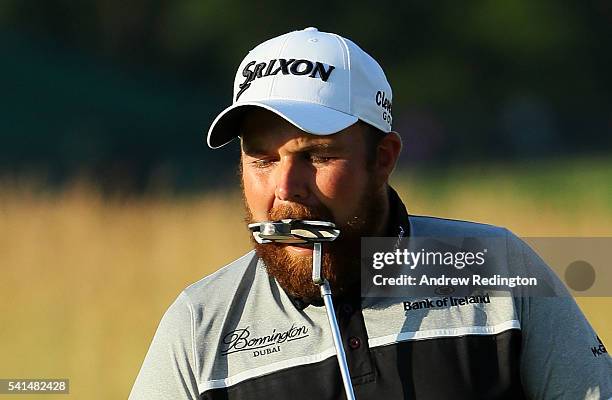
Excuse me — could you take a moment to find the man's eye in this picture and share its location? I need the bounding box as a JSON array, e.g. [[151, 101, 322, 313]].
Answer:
[[309, 155, 335, 164], [251, 159, 276, 168]]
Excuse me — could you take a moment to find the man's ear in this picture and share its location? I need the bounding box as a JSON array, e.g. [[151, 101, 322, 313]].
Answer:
[[375, 131, 402, 184]]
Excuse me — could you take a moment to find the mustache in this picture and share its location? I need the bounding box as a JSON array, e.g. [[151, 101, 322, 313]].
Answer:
[[267, 202, 334, 223]]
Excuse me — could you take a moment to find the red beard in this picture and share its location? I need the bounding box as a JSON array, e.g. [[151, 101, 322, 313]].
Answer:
[[244, 183, 383, 303]]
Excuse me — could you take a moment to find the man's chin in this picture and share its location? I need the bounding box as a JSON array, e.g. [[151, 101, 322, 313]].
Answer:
[[254, 242, 322, 299]]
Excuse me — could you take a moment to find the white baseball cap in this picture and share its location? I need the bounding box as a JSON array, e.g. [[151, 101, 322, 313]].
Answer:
[[206, 27, 393, 149]]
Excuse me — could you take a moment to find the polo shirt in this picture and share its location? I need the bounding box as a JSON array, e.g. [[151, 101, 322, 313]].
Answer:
[[129, 188, 612, 399]]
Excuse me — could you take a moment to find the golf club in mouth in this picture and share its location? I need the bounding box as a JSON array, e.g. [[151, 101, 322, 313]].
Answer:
[[248, 219, 356, 400]]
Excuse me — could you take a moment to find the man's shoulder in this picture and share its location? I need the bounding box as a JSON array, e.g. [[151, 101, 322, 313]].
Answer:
[[182, 249, 259, 297], [146, 250, 262, 349], [408, 214, 511, 237]]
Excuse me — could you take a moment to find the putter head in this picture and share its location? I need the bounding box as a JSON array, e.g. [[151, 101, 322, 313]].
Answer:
[[248, 219, 339, 286], [248, 219, 340, 244]]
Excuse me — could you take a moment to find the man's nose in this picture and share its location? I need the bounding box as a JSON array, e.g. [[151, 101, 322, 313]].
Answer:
[[274, 157, 309, 201]]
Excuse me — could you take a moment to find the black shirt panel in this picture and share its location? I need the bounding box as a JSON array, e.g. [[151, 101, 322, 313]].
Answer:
[[202, 329, 525, 400]]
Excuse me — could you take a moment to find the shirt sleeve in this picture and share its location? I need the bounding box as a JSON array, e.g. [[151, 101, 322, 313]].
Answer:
[[507, 233, 612, 400], [129, 292, 201, 400]]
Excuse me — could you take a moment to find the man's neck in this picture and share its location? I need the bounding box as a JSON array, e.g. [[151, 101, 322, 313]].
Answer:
[[372, 184, 391, 237]]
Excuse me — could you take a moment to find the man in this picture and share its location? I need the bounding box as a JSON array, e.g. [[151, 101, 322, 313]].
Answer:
[[130, 28, 611, 399]]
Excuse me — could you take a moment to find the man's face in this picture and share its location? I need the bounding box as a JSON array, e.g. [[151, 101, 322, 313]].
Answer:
[[240, 108, 383, 301]]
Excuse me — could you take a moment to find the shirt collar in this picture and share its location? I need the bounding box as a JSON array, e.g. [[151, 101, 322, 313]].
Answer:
[[385, 185, 411, 239]]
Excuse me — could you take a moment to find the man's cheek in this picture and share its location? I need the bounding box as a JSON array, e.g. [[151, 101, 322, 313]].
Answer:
[[243, 177, 273, 220], [316, 166, 363, 197], [251, 196, 274, 220], [317, 169, 364, 223]]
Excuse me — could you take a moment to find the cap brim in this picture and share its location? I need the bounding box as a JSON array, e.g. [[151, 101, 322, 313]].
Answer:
[[206, 99, 359, 149]]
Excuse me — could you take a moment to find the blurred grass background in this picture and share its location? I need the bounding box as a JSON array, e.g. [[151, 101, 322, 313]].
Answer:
[[1, 157, 610, 399], [1, 1, 611, 398]]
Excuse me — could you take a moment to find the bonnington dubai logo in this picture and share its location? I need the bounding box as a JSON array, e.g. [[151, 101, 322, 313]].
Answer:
[[236, 59, 336, 100], [221, 324, 310, 358]]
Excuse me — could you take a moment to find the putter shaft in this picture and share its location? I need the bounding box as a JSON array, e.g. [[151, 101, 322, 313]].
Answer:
[[313, 243, 356, 400]]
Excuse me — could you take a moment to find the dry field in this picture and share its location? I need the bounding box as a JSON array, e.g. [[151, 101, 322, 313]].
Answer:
[[1, 157, 610, 399]]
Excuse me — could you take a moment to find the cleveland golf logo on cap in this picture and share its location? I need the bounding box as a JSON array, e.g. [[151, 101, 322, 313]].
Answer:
[[376, 90, 393, 125], [236, 58, 336, 101]]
